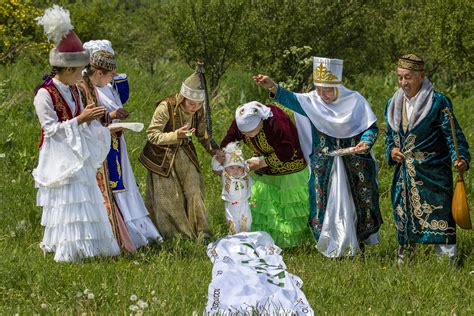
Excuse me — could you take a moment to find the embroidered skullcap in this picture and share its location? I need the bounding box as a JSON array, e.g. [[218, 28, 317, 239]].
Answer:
[[180, 72, 205, 102], [36, 5, 89, 67], [90, 50, 116, 72], [223, 142, 247, 169], [235, 101, 273, 132], [313, 57, 343, 87], [398, 54, 424, 71]]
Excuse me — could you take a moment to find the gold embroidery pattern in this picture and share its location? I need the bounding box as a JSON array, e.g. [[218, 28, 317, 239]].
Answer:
[[116, 156, 121, 178], [241, 215, 248, 232], [110, 181, 118, 188], [399, 134, 453, 235], [245, 130, 305, 175], [228, 220, 236, 235], [224, 173, 231, 193], [313, 63, 341, 84], [112, 135, 119, 151]]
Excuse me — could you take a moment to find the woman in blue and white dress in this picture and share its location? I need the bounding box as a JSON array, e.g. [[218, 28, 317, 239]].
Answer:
[[83, 40, 162, 248]]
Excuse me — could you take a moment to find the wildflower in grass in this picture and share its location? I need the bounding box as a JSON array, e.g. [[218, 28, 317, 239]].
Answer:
[[0, 153, 5, 158], [84, 289, 91, 295], [76, 292, 83, 298], [101, 283, 107, 289], [87, 293, 95, 300], [129, 304, 138, 312], [133, 261, 140, 265], [469, 271, 474, 276], [152, 297, 160, 303], [40, 303, 47, 309], [130, 294, 138, 301], [151, 290, 156, 296], [137, 300, 148, 309]]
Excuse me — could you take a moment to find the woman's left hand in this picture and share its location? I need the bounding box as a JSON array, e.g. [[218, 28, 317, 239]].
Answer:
[[110, 108, 130, 120]]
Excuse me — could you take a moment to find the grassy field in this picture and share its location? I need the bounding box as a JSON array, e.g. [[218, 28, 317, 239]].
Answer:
[[0, 58, 473, 315]]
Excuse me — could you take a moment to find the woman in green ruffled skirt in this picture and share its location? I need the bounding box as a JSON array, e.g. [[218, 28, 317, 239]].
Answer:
[[219, 101, 312, 248]]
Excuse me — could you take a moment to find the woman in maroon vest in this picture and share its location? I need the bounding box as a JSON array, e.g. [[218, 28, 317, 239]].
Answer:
[[219, 101, 312, 248], [33, 5, 120, 262]]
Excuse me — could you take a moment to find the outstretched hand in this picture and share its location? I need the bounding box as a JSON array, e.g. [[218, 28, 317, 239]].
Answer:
[[252, 74, 277, 94]]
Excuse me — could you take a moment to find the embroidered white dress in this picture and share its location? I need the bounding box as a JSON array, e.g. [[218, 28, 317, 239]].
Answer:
[[33, 78, 120, 262], [96, 84, 162, 247]]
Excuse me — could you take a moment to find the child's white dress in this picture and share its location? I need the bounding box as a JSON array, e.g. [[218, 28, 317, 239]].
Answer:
[[212, 157, 253, 234]]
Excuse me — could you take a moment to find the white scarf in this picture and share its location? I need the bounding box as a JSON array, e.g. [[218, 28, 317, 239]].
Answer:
[[293, 86, 376, 164], [386, 79, 433, 132]]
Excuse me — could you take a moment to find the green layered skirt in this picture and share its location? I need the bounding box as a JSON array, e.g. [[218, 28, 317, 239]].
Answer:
[[249, 167, 312, 248]]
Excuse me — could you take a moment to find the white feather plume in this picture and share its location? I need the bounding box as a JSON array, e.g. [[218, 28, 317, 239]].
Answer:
[[35, 5, 73, 44]]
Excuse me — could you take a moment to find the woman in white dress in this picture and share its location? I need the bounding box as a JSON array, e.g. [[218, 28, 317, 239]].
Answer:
[[33, 5, 120, 262], [81, 40, 162, 248]]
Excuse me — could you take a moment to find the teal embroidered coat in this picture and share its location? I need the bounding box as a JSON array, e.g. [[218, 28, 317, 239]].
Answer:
[[385, 91, 470, 245], [273, 87, 383, 242]]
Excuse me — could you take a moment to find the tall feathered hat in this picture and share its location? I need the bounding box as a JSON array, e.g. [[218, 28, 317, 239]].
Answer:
[[36, 5, 89, 67]]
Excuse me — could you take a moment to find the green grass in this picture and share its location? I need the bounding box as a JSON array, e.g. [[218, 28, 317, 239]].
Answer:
[[0, 58, 473, 314]]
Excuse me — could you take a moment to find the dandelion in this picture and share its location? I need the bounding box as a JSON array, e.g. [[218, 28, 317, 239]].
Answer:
[[0, 153, 5, 158], [87, 293, 95, 300], [84, 288, 91, 295], [151, 290, 156, 296], [40, 303, 47, 309], [137, 300, 148, 309], [152, 297, 160, 303], [11, 179, 16, 183], [130, 294, 138, 301], [129, 304, 138, 312], [469, 271, 474, 276]]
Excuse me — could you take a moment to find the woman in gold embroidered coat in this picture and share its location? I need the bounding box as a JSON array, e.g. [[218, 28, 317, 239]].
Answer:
[[219, 101, 312, 248], [140, 71, 215, 240]]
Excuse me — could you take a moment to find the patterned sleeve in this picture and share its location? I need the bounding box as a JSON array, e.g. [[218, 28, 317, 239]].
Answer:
[[360, 123, 379, 148], [440, 95, 470, 168]]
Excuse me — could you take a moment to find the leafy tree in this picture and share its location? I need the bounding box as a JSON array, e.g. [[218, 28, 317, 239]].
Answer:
[[164, 0, 249, 94], [0, 0, 50, 63]]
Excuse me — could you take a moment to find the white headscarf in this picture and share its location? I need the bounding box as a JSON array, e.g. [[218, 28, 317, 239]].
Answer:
[[295, 86, 376, 139], [235, 101, 273, 132], [83, 39, 115, 56]]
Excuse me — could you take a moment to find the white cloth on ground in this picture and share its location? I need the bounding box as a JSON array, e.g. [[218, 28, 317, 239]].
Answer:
[[205, 232, 313, 315], [96, 84, 162, 247], [33, 78, 120, 262]]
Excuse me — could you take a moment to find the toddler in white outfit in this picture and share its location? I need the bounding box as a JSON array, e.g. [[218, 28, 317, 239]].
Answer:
[[212, 142, 253, 235]]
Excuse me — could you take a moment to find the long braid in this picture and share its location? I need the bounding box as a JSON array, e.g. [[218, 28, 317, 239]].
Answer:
[[34, 66, 63, 95]]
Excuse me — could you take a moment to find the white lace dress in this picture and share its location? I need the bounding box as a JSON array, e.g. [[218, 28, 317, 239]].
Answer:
[[96, 84, 162, 247], [33, 78, 120, 262]]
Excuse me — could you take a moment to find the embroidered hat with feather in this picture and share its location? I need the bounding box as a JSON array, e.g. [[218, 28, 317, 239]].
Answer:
[[36, 5, 89, 67]]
